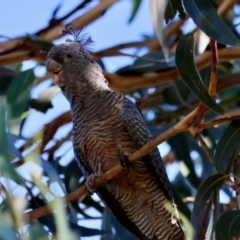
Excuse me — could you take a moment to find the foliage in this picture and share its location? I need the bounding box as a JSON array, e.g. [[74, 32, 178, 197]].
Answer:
[[1, 0, 240, 239]]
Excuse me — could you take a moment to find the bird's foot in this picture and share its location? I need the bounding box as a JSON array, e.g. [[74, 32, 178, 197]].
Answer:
[[86, 173, 103, 194]]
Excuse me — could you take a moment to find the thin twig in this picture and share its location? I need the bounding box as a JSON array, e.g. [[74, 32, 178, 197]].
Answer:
[[36, 0, 92, 36], [195, 133, 214, 165], [209, 39, 218, 97], [199, 114, 240, 129]]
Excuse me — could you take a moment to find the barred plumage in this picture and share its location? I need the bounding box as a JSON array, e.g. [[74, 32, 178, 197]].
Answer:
[[46, 33, 184, 240]]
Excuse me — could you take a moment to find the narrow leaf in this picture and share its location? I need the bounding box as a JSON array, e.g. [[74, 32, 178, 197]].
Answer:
[[116, 51, 175, 75], [191, 173, 225, 240], [182, 0, 238, 46], [0, 218, 18, 240], [27, 34, 54, 48], [129, 0, 142, 23], [168, 133, 200, 189], [29, 221, 49, 240], [101, 208, 113, 240], [149, 0, 169, 58], [0, 67, 15, 95], [64, 160, 92, 218], [0, 100, 22, 183], [175, 35, 224, 114], [29, 99, 53, 113], [205, 190, 220, 240], [165, 0, 186, 23], [215, 120, 240, 173], [7, 69, 35, 119], [215, 210, 240, 240]]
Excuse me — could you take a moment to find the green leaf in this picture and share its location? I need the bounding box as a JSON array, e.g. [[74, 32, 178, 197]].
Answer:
[[214, 120, 240, 173], [7, 133, 24, 159], [112, 217, 138, 240], [27, 34, 54, 48], [28, 221, 49, 240], [7, 69, 35, 119], [82, 195, 104, 214], [64, 160, 93, 218], [162, 80, 191, 106], [5, 63, 22, 74], [0, 218, 18, 240], [168, 133, 201, 189], [175, 35, 224, 114], [205, 190, 220, 240], [165, 0, 186, 23], [0, 101, 22, 183], [128, 0, 141, 23], [172, 183, 191, 220], [73, 224, 109, 237], [186, 135, 214, 180], [101, 208, 113, 240], [182, 0, 239, 46], [0, 67, 15, 95], [116, 51, 175, 75], [191, 173, 225, 240], [215, 210, 240, 240], [233, 149, 240, 187], [30, 99, 53, 113]]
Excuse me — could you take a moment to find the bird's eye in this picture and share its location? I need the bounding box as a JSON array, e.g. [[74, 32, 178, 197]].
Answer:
[[66, 54, 72, 58]]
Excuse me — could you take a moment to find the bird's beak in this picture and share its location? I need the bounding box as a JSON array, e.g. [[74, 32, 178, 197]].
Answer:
[[46, 58, 64, 86], [46, 58, 62, 76]]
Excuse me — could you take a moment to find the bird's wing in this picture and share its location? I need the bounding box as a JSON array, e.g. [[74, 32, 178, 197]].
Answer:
[[73, 148, 92, 177], [122, 97, 173, 202], [74, 146, 150, 240]]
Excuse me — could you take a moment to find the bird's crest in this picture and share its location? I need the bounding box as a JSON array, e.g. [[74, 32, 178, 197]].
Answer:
[[62, 25, 93, 51]]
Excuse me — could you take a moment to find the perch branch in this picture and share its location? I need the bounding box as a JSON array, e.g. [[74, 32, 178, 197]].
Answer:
[[24, 105, 203, 221]]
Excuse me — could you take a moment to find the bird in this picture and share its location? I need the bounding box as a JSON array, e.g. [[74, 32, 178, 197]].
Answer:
[[46, 26, 184, 240]]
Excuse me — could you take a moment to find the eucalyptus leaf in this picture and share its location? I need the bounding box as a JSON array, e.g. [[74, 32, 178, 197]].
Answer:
[[191, 173, 225, 239], [101, 208, 113, 240], [40, 158, 66, 193], [165, 0, 186, 23], [70, 222, 109, 237], [29, 99, 53, 113], [116, 52, 175, 75], [175, 35, 224, 114], [162, 80, 191, 106], [0, 218, 19, 240], [129, 0, 142, 23], [7, 134, 23, 159], [7, 69, 35, 119], [64, 160, 92, 218], [183, 0, 239, 45], [215, 120, 240, 173], [215, 210, 240, 240], [0, 67, 15, 95], [27, 34, 54, 48], [205, 190, 220, 240], [168, 133, 200, 188], [0, 101, 22, 183], [112, 217, 138, 240], [28, 221, 49, 240]]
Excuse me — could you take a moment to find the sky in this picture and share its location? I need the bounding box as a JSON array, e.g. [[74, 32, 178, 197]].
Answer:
[[0, 0, 155, 72]]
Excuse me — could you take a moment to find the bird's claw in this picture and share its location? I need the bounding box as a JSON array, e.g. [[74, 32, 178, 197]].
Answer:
[[86, 173, 102, 194]]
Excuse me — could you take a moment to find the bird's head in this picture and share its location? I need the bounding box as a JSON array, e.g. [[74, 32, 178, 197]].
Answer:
[[46, 26, 109, 103]]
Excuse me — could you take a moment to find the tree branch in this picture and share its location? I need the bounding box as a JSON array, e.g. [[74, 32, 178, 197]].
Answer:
[[24, 104, 203, 221]]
